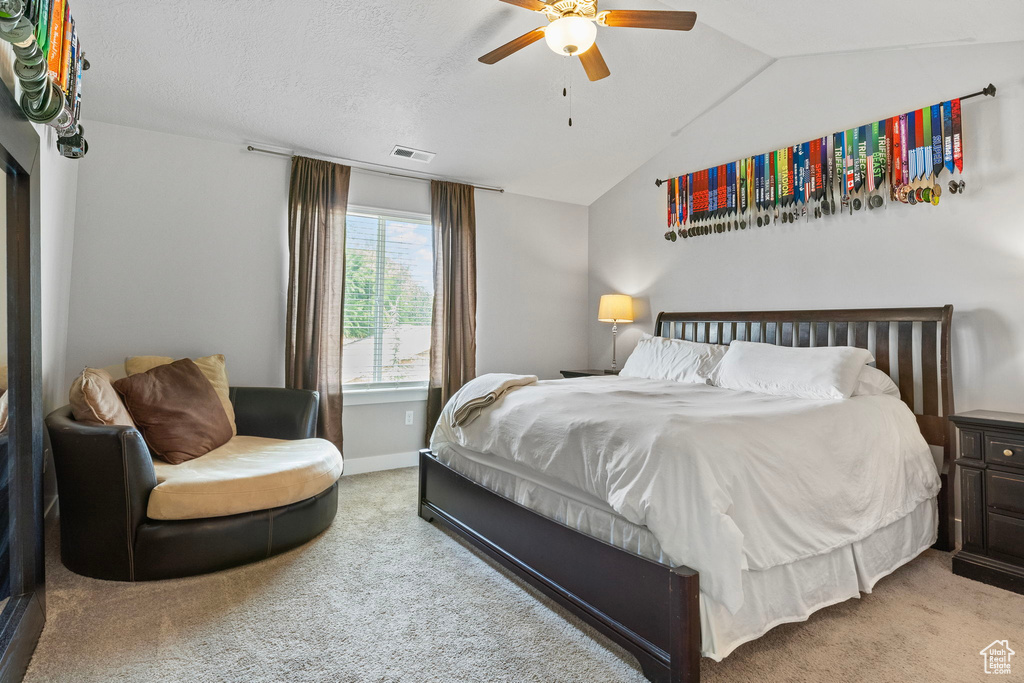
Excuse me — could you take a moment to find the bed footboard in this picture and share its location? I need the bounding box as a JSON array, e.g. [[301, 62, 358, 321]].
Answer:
[[418, 449, 700, 683]]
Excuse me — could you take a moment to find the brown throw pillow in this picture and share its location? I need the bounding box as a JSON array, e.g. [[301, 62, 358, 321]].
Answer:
[[126, 354, 237, 435], [113, 359, 233, 465]]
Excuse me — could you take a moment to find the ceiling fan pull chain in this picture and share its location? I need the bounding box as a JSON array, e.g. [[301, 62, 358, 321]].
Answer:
[[568, 61, 573, 127]]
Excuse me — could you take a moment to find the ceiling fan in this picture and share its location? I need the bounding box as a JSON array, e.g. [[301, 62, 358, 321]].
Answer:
[[479, 0, 697, 81]]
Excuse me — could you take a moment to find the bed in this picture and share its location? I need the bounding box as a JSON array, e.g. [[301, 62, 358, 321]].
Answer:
[[418, 307, 955, 683]]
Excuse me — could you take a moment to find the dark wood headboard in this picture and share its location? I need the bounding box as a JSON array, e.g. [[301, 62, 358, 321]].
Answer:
[[655, 306, 956, 550]]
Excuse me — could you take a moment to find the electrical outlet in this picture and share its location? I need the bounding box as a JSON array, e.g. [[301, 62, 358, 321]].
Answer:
[[405, 410, 414, 426]]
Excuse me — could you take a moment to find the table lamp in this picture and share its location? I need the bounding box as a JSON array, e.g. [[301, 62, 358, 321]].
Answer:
[[598, 294, 634, 372]]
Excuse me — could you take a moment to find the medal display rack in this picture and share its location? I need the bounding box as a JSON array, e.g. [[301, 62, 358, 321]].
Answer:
[[655, 83, 996, 242], [0, 0, 88, 158]]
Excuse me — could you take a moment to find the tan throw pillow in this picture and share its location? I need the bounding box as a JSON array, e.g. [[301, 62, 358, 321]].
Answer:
[[126, 354, 236, 435], [69, 368, 136, 427], [113, 359, 233, 465]]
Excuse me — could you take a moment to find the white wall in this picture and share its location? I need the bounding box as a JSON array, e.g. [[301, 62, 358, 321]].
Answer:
[[66, 121, 289, 387], [0, 45, 80, 412], [67, 121, 588, 464], [588, 41, 1024, 414]]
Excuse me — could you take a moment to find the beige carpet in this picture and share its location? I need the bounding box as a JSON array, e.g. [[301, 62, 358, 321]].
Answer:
[[25, 468, 1024, 682]]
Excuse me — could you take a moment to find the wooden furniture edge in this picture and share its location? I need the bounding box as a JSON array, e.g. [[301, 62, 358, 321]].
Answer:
[[418, 450, 699, 683]]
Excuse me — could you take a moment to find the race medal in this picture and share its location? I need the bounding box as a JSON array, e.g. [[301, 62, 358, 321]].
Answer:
[[931, 193, 940, 206], [931, 104, 943, 177], [943, 100, 954, 174], [952, 98, 963, 174]]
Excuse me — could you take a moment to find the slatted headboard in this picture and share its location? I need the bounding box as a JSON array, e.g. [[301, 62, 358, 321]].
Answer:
[[655, 306, 955, 550]]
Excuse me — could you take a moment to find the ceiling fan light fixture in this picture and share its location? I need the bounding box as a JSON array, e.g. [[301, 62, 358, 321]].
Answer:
[[544, 15, 597, 56]]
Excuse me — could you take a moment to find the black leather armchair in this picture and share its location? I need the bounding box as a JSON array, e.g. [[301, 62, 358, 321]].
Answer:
[[45, 387, 338, 581]]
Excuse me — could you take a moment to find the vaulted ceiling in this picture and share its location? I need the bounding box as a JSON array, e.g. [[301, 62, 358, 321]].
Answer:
[[75, 0, 1024, 205]]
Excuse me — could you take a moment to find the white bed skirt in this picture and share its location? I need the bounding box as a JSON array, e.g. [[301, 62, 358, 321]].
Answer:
[[436, 444, 937, 661]]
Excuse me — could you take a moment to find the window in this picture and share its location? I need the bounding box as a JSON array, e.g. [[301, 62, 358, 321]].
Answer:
[[343, 208, 433, 390]]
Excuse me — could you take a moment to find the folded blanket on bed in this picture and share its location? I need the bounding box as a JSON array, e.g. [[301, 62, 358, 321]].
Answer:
[[450, 373, 538, 427]]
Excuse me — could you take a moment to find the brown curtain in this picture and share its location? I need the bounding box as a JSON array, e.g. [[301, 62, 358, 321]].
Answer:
[[425, 180, 477, 443], [285, 156, 350, 450]]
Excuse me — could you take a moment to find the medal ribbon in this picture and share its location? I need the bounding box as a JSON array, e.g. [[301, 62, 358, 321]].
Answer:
[[931, 104, 943, 176], [942, 101, 954, 174], [921, 107, 929, 180], [952, 98, 963, 173], [770, 152, 778, 208], [667, 179, 673, 227], [844, 130, 854, 195], [810, 138, 820, 198], [748, 156, 755, 211], [678, 175, 685, 226], [867, 123, 877, 192], [899, 114, 909, 185], [718, 164, 728, 215], [922, 106, 932, 180], [907, 111, 917, 181], [687, 173, 694, 225], [726, 162, 736, 214], [819, 136, 828, 200], [739, 159, 748, 215], [794, 145, 803, 205], [787, 146, 795, 205], [847, 125, 856, 192], [708, 166, 718, 214], [802, 141, 811, 204]]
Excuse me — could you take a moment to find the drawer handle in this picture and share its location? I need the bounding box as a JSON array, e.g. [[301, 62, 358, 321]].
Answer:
[[1005, 449, 1015, 456]]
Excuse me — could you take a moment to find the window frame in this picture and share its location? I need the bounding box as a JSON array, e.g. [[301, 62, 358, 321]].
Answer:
[[342, 205, 433, 398]]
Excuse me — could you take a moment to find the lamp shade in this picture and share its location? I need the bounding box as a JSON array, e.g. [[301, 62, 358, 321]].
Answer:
[[544, 16, 597, 56], [598, 294, 634, 323]]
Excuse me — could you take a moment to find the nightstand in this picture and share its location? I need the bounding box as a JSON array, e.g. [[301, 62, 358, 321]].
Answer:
[[951, 410, 1024, 595], [560, 369, 620, 378]]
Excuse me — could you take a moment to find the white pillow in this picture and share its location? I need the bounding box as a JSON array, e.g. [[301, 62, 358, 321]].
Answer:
[[852, 365, 901, 398], [620, 334, 727, 384], [713, 341, 875, 400]]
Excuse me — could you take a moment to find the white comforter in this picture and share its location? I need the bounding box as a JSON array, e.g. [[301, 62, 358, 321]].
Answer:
[[430, 376, 939, 614]]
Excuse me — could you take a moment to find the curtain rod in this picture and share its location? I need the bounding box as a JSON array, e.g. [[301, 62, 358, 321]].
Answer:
[[654, 83, 997, 187], [245, 145, 504, 193]]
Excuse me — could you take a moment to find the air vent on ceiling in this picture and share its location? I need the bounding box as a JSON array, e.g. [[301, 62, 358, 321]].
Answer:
[[390, 145, 436, 163]]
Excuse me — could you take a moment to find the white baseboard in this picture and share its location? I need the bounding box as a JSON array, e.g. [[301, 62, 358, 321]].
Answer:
[[343, 451, 419, 476]]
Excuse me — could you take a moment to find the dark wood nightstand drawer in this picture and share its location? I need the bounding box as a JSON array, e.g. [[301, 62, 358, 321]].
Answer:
[[989, 513, 1024, 561], [987, 470, 1024, 515], [960, 429, 982, 459], [986, 433, 1024, 469]]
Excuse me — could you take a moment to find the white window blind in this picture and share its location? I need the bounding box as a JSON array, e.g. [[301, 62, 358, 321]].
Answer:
[[343, 209, 433, 389]]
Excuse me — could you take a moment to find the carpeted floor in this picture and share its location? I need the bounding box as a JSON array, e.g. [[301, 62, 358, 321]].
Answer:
[[24, 467, 1024, 682]]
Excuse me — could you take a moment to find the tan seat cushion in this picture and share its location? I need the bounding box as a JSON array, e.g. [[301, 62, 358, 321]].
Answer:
[[126, 354, 236, 435], [69, 367, 135, 427], [147, 435, 343, 520]]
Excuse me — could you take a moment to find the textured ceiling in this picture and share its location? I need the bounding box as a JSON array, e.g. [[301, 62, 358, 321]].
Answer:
[[74, 1, 1024, 205]]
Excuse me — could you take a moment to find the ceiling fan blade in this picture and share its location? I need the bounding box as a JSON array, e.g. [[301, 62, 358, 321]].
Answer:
[[478, 28, 546, 64], [601, 10, 697, 31], [579, 44, 610, 82], [498, 0, 549, 11]]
